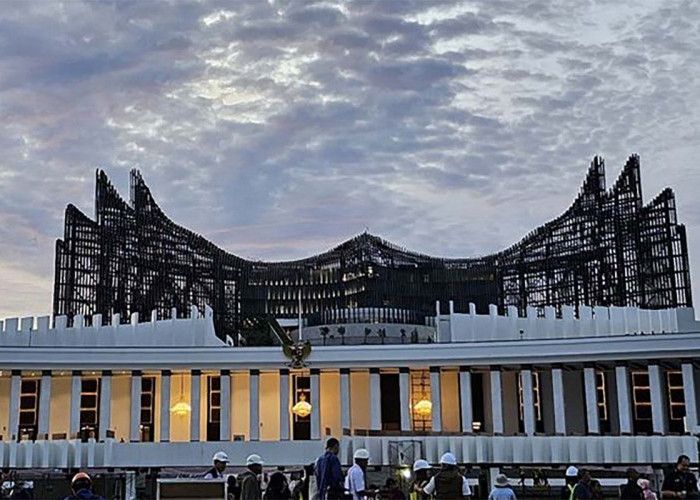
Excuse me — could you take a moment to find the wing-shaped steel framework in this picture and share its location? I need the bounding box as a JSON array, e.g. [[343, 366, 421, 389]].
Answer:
[[53, 155, 692, 342]]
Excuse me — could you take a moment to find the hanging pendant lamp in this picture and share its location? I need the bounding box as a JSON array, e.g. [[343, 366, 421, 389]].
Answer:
[[170, 373, 192, 417]]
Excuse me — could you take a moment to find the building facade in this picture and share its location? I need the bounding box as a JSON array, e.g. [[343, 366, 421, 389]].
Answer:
[[53, 155, 692, 342], [1, 303, 698, 471]]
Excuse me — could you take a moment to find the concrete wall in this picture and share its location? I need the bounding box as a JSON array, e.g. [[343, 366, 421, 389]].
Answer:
[[3, 434, 696, 469], [231, 373, 250, 441], [260, 372, 280, 441], [0, 377, 10, 439], [563, 371, 586, 434], [111, 375, 131, 441], [502, 372, 519, 435], [441, 371, 460, 432], [0, 305, 222, 348], [350, 371, 370, 431], [540, 371, 555, 435], [170, 373, 191, 442], [449, 304, 690, 343], [321, 371, 341, 438]]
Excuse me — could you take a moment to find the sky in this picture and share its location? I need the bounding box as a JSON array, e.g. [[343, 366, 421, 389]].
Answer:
[[1, 0, 700, 319]]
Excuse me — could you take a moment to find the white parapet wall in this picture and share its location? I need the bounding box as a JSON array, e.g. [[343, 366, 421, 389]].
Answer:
[[0, 435, 696, 469], [445, 303, 698, 342], [0, 305, 224, 348]]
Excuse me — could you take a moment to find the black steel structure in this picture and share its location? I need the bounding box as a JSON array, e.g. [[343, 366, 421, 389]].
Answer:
[[53, 155, 692, 342]]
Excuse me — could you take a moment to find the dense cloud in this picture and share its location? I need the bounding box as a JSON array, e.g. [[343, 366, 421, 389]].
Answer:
[[1, 0, 700, 317]]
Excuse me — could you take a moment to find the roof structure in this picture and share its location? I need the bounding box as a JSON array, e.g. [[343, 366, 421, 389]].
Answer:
[[53, 155, 692, 342]]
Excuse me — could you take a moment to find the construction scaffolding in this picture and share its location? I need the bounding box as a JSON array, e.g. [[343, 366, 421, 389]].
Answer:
[[53, 155, 692, 342]]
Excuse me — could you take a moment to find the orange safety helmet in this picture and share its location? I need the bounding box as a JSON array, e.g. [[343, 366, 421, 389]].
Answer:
[[71, 472, 92, 492]]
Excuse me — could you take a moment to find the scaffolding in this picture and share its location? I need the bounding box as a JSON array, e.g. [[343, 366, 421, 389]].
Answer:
[[53, 155, 692, 342]]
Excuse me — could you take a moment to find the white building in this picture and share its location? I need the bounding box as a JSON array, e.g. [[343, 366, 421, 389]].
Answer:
[[1, 302, 699, 476]]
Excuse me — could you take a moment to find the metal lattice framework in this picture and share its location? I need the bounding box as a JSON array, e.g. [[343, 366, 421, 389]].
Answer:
[[53, 155, 692, 341]]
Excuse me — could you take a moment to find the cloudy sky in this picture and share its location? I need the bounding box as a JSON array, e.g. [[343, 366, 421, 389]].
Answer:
[[1, 0, 700, 319]]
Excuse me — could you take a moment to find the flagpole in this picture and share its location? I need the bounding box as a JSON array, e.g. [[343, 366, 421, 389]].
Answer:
[[298, 288, 303, 342]]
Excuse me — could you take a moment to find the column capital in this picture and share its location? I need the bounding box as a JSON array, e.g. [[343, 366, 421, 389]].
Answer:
[[11, 369, 21, 377], [489, 365, 502, 372], [520, 364, 533, 371], [220, 369, 231, 376], [459, 366, 471, 373], [191, 369, 201, 376], [279, 368, 289, 376], [71, 370, 82, 377], [369, 368, 380, 375], [250, 369, 260, 376], [161, 369, 172, 377], [42, 370, 52, 377], [310, 368, 321, 376], [101, 370, 112, 377], [340, 368, 350, 376], [131, 370, 142, 377], [429, 366, 441, 373]]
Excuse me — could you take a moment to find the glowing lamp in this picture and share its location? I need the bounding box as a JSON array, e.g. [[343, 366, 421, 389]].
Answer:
[[292, 394, 312, 418], [413, 399, 432, 417], [170, 399, 192, 417]]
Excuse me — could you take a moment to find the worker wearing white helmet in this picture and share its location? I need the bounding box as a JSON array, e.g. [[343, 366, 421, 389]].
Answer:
[[204, 450, 229, 479], [423, 452, 472, 499], [239, 454, 265, 500], [411, 459, 431, 500], [344, 449, 378, 500], [563, 465, 578, 500]]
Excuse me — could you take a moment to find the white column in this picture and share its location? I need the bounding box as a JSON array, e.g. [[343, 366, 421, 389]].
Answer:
[[38, 371, 52, 439], [521, 369, 536, 436], [8, 371, 21, 441], [190, 370, 201, 442], [310, 369, 321, 439], [615, 365, 633, 435], [279, 369, 290, 440], [583, 367, 600, 435], [98, 371, 112, 441], [369, 369, 382, 432], [490, 368, 504, 435], [130, 371, 142, 442], [649, 364, 668, 435], [682, 363, 698, 433], [250, 370, 260, 441], [430, 367, 442, 432], [220, 370, 231, 441], [551, 367, 567, 435], [340, 369, 351, 434], [399, 368, 411, 432], [160, 371, 171, 442], [70, 371, 81, 438], [459, 368, 474, 433]]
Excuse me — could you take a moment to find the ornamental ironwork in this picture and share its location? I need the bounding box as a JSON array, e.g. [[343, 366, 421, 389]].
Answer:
[[53, 155, 692, 343]]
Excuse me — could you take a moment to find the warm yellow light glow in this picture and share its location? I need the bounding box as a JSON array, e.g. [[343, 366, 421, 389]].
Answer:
[[292, 394, 312, 418], [413, 399, 432, 417], [170, 398, 191, 417]]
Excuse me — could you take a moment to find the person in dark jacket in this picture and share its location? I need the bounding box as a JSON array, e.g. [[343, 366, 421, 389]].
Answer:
[[572, 469, 593, 500], [661, 455, 699, 499], [264, 472, 292, 500], [620, 468, 644, 499], [63, 472, 106, 500], [240, 454, 265, 500], [204, 451, 230, 479], [316, 438, 344, 500]]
